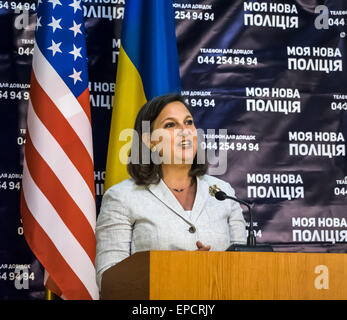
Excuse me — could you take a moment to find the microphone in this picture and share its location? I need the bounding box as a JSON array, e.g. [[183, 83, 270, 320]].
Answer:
[[212, 189, 273, 252], [215, 191, 252, 212]]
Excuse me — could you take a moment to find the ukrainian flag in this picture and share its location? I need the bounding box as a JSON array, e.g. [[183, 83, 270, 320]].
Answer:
[[104, 0, 181, 191]]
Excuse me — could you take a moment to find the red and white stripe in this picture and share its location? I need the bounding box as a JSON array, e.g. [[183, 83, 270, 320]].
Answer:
[[21, 43, 99, 300]]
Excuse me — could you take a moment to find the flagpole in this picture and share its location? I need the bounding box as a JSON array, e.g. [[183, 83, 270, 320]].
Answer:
[[45, 289, 55, 300]]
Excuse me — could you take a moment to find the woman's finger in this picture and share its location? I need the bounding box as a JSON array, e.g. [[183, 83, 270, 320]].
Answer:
[[196, 241, 211, 251]]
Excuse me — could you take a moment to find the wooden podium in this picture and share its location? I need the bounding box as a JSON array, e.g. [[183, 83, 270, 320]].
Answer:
[[100, 250, 347, 300]]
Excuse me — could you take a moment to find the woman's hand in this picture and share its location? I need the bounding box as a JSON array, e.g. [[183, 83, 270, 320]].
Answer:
[[196, 240, 211, 251]]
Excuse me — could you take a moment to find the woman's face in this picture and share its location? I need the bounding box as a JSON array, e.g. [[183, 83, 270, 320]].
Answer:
[[151, 101, 197, 165]]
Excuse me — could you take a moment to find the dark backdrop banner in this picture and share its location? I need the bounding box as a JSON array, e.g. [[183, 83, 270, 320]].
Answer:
[[0, 0, 346, 299]]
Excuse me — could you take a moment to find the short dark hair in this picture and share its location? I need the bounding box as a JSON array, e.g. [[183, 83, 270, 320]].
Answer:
[[127, 93, 208, 186]]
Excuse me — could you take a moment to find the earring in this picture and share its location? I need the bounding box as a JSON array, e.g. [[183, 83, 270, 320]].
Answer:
[[151, 145, 157, 152]]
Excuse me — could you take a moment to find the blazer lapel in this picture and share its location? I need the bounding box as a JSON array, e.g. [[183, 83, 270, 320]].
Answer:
[[190, 176, 209, 223], [147, 176, 209, 224], [147, 179, 190, 223]]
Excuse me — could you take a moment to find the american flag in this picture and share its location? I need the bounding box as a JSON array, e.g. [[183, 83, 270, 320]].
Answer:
[[20, 0, 99, 300]]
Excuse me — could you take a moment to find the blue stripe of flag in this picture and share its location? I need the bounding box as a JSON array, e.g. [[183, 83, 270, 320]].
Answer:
[[121, 0, 181, 100]]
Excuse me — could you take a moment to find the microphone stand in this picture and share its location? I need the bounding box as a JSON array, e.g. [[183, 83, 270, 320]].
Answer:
[[214, 191, 273, 252]]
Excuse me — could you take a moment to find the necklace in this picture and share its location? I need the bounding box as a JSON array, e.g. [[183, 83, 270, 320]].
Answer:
[[169, 178, 195, 193]]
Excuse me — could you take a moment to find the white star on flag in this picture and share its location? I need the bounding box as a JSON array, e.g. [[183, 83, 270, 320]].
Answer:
[[69, 68, 82, 84], [36, 16, 42, 31], [69, 0, 82, 13], [48, 17, 62, 33], [69, 44, 82, 61], [69, 20, 82, 37], [48, 0, 62, 9], [47, 40, 62, 56]]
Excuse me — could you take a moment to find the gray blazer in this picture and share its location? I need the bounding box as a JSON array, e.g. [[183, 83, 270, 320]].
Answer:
[[95, 174, 247, 289]]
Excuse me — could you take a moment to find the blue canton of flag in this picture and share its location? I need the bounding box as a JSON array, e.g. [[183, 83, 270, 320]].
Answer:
[[35, 0, 88, 98]]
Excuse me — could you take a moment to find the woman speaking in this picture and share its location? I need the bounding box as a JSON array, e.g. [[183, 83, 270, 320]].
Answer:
[[95, 94, 247, 289]]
